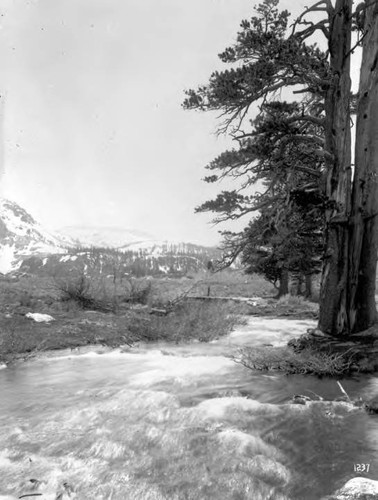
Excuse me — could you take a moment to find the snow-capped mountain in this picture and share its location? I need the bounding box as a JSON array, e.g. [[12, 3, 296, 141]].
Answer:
[[0, 199, 71, 273], [58, 227, 214, 258], [0, 200, 221, 276], [59, 226, 154, 249]]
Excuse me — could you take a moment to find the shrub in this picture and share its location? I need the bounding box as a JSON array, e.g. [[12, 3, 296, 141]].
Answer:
[[124, 279, 152, 305], [19, 291, 35, 308]]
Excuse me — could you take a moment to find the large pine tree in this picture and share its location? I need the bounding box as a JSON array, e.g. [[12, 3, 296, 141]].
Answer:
[[184, 0, 378, 335]]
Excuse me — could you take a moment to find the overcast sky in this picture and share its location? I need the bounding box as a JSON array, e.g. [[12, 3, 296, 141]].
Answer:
[[0, 0, 352, 245]]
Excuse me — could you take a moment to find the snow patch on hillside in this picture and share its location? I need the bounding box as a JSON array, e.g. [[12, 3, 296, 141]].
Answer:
[[123, 239, 215, 256], [0, 245, 21, 274]]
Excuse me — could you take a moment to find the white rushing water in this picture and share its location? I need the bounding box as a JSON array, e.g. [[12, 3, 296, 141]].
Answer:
[[0, 317, 377, 500]]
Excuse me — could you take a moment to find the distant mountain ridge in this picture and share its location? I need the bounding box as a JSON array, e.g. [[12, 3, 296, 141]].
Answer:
[[0, 199, 221, 276], [59, 225, 154, 249]]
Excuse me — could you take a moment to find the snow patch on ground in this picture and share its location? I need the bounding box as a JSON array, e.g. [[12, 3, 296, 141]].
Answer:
[[59, 255, 72, 263], [25, 313, 55, 323]]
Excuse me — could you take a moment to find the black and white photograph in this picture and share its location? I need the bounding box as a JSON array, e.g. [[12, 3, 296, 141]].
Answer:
[[0, 0, 377, 498]]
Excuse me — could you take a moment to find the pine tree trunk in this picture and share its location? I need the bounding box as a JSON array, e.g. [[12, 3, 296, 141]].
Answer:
[[298, 274, 305, 296], [305, 274, 312, 299], [348, 4, 378, 332], [318, 0, 353, 335], [277, 269, 289, 298]]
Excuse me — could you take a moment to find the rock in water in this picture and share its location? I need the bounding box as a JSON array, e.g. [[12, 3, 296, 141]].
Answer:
[[323, 477, 378, 499], [364, 397, 378, 414], [291, 394, 311, 405]]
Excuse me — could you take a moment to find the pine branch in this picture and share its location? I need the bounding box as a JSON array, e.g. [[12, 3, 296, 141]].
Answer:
[[285, 115, 326, 128], [291, 0, 334, 39], [293, 19, 330, 40]]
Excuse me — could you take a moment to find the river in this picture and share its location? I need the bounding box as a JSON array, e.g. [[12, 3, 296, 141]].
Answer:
[[0, 317, 377, 499]]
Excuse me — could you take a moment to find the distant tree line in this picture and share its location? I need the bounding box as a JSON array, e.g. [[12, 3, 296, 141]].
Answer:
[[21, 246, 222, 279]]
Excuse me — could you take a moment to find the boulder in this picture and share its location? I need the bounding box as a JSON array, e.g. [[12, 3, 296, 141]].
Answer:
[[323, 477, 378, 499], [291, 394, 312, 405]]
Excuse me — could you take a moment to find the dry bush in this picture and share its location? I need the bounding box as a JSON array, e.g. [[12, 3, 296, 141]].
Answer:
[[54, 274, 116, 312], [54, 271, 153, 313]]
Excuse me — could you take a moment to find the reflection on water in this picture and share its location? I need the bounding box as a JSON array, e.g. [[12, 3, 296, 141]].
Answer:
[[0, 317, 377, 499]]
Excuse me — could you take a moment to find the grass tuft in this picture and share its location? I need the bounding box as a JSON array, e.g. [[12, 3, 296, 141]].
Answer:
[[236, 346, 355, 377], [277, 295, 310, 307]]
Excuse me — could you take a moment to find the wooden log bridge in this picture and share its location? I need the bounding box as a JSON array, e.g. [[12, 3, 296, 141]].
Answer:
[[148, 296, 260, 315], [186, 296, 260, 304]]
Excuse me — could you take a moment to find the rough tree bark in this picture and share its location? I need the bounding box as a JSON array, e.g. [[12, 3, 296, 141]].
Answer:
[[318, 0, 353, 335], [348, 3, 378, 332]]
